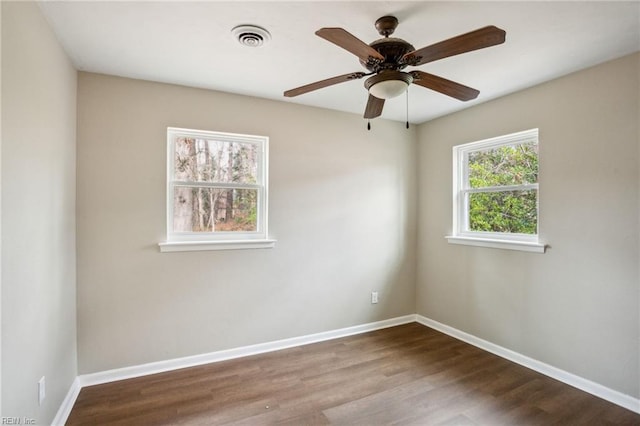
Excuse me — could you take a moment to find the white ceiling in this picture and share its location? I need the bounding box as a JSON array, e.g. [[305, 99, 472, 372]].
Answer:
[[38, 1, 640, 124]]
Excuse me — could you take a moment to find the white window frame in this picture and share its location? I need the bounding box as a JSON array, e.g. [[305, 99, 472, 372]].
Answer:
[[159, 127, 275, 252], [446, 128, 545, 253]]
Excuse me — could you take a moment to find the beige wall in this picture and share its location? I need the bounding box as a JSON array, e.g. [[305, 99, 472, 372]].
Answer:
[[1, 2, 78, 423], [0, 0, 2, 416], [76, 73, 417, 373], [416, 53, 640, 398], [0, 0, 3, 415]]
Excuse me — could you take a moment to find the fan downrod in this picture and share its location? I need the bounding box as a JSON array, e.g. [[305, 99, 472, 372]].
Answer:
[[375, 16, 398, 37]]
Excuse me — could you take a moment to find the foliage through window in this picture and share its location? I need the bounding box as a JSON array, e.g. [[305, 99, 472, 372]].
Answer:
[[452, 129, 539, 244], [166, 128, 268, 243]]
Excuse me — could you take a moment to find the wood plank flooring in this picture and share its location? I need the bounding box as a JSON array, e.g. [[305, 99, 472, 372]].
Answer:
[[66, 323, 640, 425]]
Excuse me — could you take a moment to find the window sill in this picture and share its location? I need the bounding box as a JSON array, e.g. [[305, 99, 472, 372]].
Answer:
[[158, 239, 277, 252], [446, 236, 546, 253]]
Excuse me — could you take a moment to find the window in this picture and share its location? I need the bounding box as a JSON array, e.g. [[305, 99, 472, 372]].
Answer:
[[447, 128, 544, 252], [159, 127, 275, 252]]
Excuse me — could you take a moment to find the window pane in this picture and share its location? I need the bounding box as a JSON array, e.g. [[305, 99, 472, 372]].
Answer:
[[173, 187, 258, 232], [174, 137, 258, 184], [468, 190, 537, 234], [468, 142, 538, 188]]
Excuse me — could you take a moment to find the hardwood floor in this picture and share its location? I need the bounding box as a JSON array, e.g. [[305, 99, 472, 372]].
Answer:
[[66, 323, 639, 425]]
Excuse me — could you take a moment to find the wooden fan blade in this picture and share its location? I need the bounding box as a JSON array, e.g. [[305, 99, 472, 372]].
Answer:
[[316, 28, 385, 63], [364, 94, 385, 119], [403, 26, 505, 66], [411, 71, 479, 101], [284, 72, 366, 97]]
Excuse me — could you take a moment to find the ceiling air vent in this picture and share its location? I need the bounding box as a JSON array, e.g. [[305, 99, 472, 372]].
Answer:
[[232, 25, 271, 47]]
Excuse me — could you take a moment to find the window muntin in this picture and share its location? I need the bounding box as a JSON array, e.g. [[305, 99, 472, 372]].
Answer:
[[167, 127, 268, 242], [453, 129, 539, 243]]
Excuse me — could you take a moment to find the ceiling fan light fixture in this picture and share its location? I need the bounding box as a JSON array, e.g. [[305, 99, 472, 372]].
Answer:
[[369, 79, 408, 99], [365, 71, 413, 100]]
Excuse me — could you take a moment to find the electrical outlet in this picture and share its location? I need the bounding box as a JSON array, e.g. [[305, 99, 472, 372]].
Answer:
[[371, 291, 379, 304], [38, 376, 46, 406]]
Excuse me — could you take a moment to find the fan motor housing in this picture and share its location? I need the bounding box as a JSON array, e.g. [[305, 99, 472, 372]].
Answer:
[[361, 37, 415, 72]]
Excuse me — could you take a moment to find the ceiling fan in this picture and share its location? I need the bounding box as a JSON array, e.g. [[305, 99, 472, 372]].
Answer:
[[284, 16, 506, 120]]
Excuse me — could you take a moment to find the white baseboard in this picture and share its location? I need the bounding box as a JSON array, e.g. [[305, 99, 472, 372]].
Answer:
[[50, 315, 414, 424], [51, 377, 81, 426], [415, 315, 640, 414], [54, 313, 639, 425], [79, 314, 417, 387]]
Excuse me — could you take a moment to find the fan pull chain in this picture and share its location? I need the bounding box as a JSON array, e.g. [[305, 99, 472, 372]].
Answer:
[[367, 120, 371, 131], [406, 89, 410, 129]]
